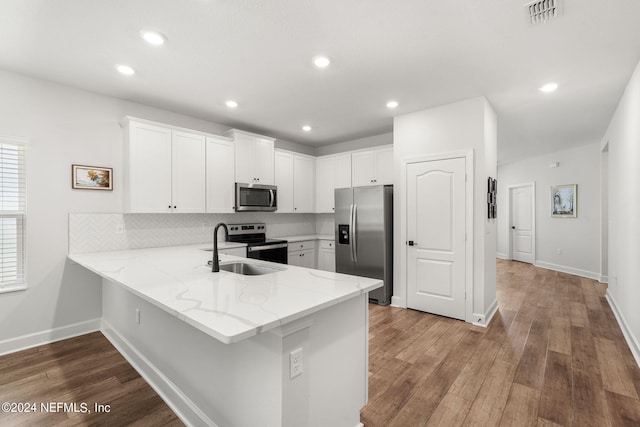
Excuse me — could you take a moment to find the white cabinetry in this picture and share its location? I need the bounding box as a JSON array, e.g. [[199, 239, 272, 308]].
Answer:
[[318, 240, 336, 272], [293, 155, 315, 213], [206, 136, 236, 213], [288, 240, 316, 269], [274, 151, 294, 212], [351, 146, 393, 187], [123, 119, 205, 213], [172, 131, 206, 212], [227, 130, 275, 185], [274, 150, 315, 213], [315, 154, 351, 213]]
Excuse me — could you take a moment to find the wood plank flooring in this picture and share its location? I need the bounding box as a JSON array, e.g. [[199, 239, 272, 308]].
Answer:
[[0, 332, 182, 426], [1, 260, 639, 426], [361, 259, 640, 426]]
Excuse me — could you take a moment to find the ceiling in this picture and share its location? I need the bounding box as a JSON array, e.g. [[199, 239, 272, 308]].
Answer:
[[1, 0, 639, 163]]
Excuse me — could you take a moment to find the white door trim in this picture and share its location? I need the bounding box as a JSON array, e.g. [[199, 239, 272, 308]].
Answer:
[[398, 149, 474, 323], [507, 182, 536, 262]]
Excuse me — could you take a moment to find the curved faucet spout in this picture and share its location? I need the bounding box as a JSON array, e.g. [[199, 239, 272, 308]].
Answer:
[[212, 223, 229, 272]]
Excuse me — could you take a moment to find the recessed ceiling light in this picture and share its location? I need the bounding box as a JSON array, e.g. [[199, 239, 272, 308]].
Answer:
[[226, 100, 238, 108], [313, 56, 330, 68], [302, 125, 312, 132], [539, 82, 558, 93], [116, 64, 135, 76], [140, 30, 166, 46], [386, 100, 399, 109]]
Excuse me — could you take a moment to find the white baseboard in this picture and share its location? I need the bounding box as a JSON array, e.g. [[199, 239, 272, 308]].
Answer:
[[100, 320, 215, 427], [0, 318, 101, 356], [606, 291, 640, 368], [534, 261, 600, 281], [599, 275, 609, 284], [496, 252, 509, 260], [472, 299, 498, 328], [390, 296, 406, 308]]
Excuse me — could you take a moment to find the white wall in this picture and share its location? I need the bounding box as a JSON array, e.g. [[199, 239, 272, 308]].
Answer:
[[496, 143, 601, 279], [0, 70, 313, 351], [601, 59, 640, 365], [393, 97, 497, 324], [315, 132, 392, 157]]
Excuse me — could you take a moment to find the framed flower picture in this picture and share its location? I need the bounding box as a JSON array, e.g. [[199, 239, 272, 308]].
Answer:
[[72, 165, 113, 190]]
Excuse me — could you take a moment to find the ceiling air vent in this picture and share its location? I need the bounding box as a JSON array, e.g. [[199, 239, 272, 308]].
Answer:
[[525, 0, 562, 24]]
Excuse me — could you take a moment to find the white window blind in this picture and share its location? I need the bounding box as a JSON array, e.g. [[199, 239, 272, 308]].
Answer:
[[0, 137, 26, 292]]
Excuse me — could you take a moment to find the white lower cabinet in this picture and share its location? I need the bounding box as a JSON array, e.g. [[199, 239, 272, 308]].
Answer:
[[318, 240, 336, 272], [287, 240, 316, 268]]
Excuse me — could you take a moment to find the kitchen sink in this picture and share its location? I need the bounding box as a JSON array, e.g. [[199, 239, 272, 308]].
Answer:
[[217, 262, 284, 276]]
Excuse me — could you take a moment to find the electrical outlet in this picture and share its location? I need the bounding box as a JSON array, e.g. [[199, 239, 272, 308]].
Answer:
[[115, 224, 124, 234], [136, 308, 141, 324], [557, 248, 562, 255], [289, 348, 303, 379]]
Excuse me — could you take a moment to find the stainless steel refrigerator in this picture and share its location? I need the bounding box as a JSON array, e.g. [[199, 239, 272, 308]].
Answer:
[[335, 185, 393, 305]]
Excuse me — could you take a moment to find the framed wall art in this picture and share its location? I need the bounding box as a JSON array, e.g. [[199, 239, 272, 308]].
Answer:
[[72, 164, 113, 190], [487, 177, 497, 219], [551, 184, 576, 217]]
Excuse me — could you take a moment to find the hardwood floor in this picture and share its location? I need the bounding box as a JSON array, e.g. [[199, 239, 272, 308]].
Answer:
[[1, 260, 639, 426], [0, 332, 182, 426], [361, 259, 640, 426]]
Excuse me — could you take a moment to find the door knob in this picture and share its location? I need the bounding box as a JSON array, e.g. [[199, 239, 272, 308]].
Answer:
[[408, 240, 417, 246], [511, 226, 515, 229]]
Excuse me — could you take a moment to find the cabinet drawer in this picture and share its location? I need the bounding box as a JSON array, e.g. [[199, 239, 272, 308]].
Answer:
[[319, 240, 335, 250], [288, 240, 315, 252]]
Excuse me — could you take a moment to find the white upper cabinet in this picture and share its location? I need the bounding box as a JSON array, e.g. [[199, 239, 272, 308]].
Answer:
[[171, 130, 206, 213], [275, 151, 294, 212], [227, 130, 275, 185], [123, 119, 205, 213], [351, 146, 393, 187], [315, 153, 352, 213], [206, 136, 235, 213], [293, 155, 315, 213], [274, 150, 315, 213]]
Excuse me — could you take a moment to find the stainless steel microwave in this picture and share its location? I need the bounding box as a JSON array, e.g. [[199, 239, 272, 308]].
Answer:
[[235, 183, 277, 211]]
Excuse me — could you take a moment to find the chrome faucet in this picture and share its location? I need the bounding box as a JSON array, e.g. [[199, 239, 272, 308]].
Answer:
[[212, 223, 229, 272]]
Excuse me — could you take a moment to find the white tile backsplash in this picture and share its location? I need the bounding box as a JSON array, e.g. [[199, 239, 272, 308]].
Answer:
[[315, 213, 335, 235], [69, 212, 320, 254]]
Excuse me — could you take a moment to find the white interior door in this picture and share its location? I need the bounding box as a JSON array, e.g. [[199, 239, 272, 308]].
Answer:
[[510, 184, 535, 264], [407, 157, 466, 320]]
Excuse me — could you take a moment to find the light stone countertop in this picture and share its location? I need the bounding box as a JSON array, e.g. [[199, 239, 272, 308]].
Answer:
[[68, 244, 380, 344]]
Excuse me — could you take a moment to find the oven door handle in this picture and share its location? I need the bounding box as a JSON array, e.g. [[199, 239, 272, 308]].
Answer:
[[248, 243, 288, 252]]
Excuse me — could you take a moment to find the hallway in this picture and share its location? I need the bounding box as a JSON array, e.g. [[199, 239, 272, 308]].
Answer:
[[361, 259, 640, 426]]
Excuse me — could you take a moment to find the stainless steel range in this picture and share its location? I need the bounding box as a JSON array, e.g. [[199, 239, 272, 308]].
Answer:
[[227, 223, 288, 264]]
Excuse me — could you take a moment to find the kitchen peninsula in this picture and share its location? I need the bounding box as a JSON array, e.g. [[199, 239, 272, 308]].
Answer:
[[68, 244, 382, 427]]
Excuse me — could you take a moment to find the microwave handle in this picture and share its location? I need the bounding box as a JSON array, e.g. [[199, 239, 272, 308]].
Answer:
[[269, 189, 275, 207]]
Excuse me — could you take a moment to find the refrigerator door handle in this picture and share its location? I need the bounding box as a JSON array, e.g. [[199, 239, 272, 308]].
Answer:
[[349, 204, 355, 262], [352, 204, 358, 263], [349, 204, 354, 262]]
